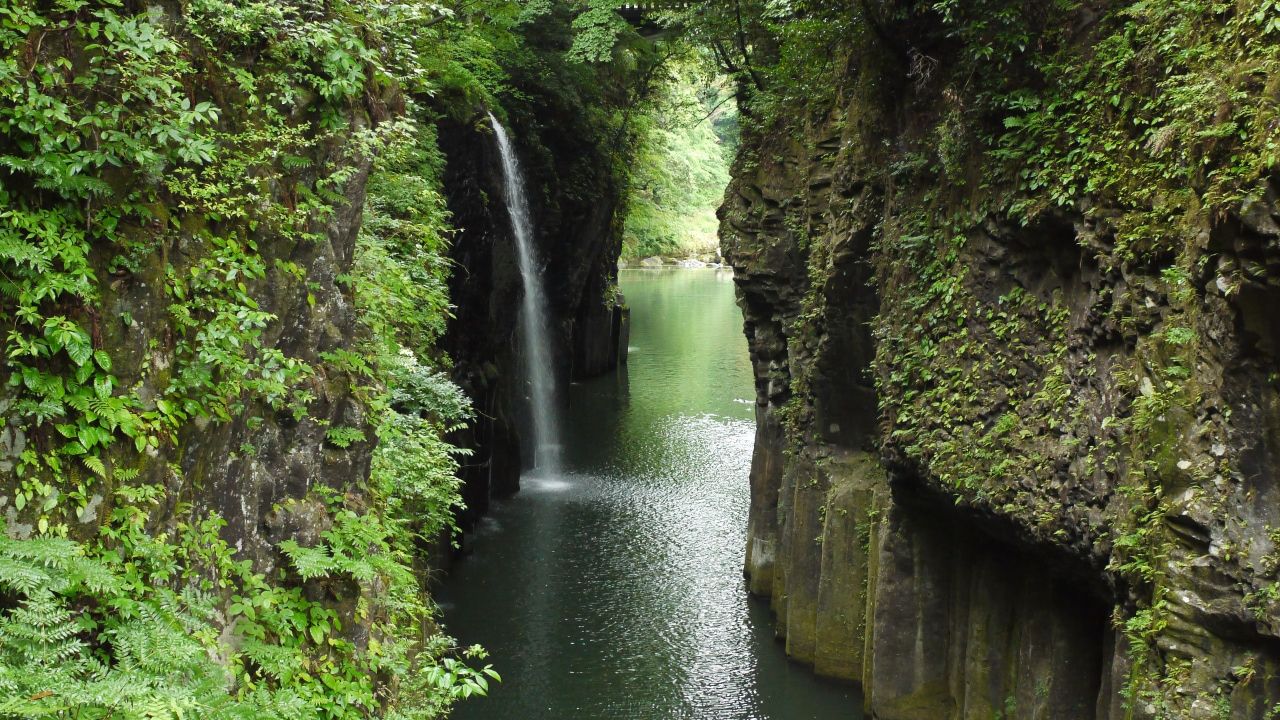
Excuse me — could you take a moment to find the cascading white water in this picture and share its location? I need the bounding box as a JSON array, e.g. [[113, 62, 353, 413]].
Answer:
[[488, 112, 562, 476]]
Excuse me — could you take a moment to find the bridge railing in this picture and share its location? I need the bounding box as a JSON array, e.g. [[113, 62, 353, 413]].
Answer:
[[617, 1, 700, 12]]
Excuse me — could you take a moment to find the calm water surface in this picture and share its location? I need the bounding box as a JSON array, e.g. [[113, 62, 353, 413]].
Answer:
[[439, 268, 860, 719]]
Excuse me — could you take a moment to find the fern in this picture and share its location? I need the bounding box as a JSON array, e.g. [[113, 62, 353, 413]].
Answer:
[[82, 455, 107, 478], [0, 556, 49, 595], [278, 539, 335, 580], [0, 590, 86, 668], [324, 425, 366, 449], [0, 233, 51, 271], [0, 527, 290, 719], [0, 590, 96, 718]]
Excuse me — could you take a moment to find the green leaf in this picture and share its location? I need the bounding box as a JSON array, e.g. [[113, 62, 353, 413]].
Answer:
[[78, 425, 96, 451], [94, 375, 112, 399], [66, 338, 92, 367], [83, 455, 106, 478]]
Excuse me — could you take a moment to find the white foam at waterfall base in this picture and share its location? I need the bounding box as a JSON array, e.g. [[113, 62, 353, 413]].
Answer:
[[488, 112, 564, 477]]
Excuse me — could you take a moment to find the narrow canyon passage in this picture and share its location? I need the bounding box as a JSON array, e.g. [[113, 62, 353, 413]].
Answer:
[[11, 2, 1280, 717], [440, 268, 859, 719]]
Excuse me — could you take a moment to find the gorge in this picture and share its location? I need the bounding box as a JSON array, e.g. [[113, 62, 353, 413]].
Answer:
[[441, 267, 858, 719], [1, 1, 1279, 720]]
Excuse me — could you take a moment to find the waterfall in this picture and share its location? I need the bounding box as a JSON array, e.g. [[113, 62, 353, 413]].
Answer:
[[487, 112, 562, 476]]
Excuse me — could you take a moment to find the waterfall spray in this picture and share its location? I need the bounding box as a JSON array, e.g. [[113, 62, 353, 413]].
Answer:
[[487, 112, 563, 476]]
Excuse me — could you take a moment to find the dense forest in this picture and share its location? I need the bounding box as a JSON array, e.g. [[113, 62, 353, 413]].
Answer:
[[2, 0, 1279, 718]]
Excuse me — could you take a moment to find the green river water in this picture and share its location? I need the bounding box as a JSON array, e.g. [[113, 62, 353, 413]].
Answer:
[[439, 267, 860, 719]]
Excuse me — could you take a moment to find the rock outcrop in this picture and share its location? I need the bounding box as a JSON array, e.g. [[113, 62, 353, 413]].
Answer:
[[721, 2, 1280, 717]]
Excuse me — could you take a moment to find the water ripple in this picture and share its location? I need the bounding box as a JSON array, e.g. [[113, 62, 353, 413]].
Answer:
[[440, 269, 858, 719]]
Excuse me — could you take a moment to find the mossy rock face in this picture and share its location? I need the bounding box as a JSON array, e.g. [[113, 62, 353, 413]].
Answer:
[[721, 0, 1280, 716], [873, 682, 956, 720], [814, 453, 882, 681], [0, 3, 383, 570]]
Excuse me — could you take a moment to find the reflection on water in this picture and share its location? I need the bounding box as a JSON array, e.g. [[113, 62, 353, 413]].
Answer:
[[439, 268, 860, 719]]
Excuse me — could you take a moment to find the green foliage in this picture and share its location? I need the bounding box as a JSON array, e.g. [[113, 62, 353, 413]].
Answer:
[[0, 488, 490, 719], [0, 0, 403, 525], [324, 426, 367, 449], [356, 120, 455, 355], [930, 0, 1059, 66], [371, 355, 473, 545], [0, 520, 270, 719], [658, 0, 867, 125], [622, 56, 737, 259], [987, 0, 1280, 259], [0, 586, 240, 719], [567, 1, 638, 64], [0, 0, 522, 716], [354, 109, 474, 550], [872, 208, 1077, 504]]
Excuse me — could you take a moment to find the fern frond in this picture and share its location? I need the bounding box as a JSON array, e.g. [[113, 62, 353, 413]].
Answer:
[[278, 540, 335, 580], [0, 555, 52, 594]]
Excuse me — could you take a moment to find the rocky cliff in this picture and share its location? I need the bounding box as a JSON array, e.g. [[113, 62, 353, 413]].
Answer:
[[0, 3, 415, 713], [0, 2, 633, 714], [721, 1, 1280, 717], [440, 91, 632, 524]]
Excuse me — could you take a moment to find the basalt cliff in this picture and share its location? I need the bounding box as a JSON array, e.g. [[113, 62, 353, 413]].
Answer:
[[722, 1, 1280, 717]]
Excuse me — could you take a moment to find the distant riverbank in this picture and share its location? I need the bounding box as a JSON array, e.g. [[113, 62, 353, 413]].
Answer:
[[620, 252, 727, 269]]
